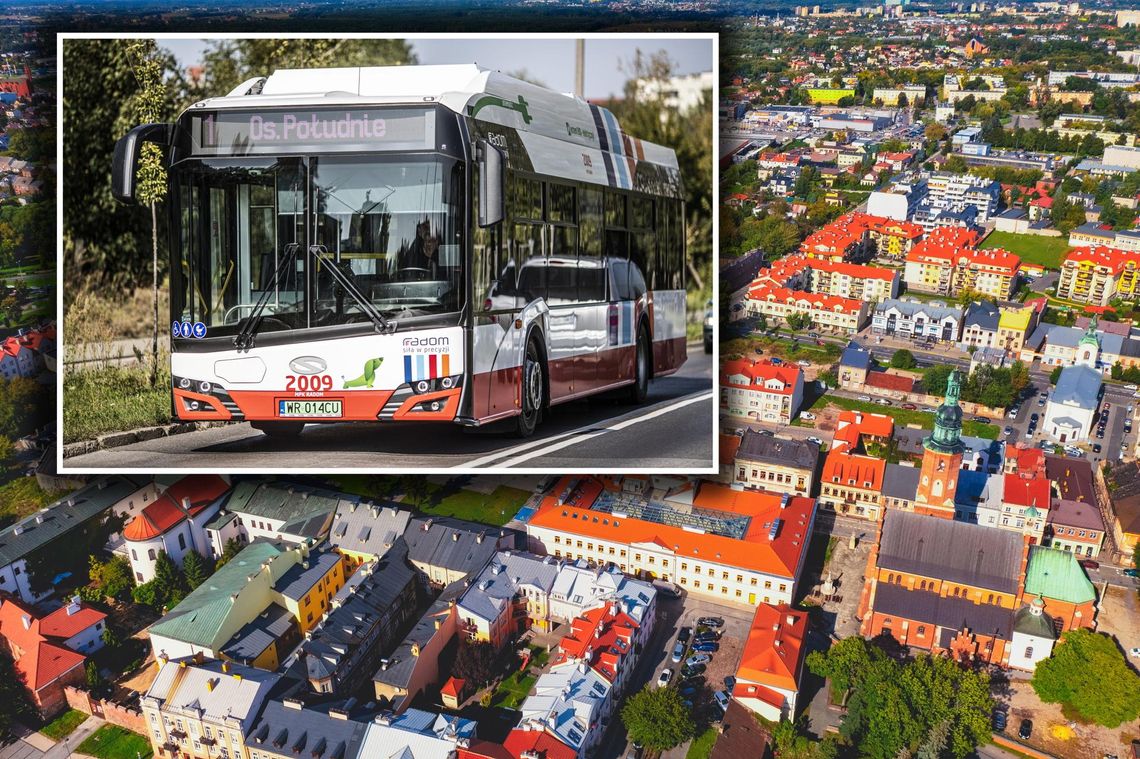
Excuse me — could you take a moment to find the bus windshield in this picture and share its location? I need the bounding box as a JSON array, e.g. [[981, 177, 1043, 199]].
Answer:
[[172, 154, 463, 338]]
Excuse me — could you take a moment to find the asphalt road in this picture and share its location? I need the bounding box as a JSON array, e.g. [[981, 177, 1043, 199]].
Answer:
[[63, 347, 714, 472]]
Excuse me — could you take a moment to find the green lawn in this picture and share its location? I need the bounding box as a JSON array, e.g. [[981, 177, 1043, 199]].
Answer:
[[424, 486, 532, 526], [686, 728, 719, 759], [39, 709, 87, 740], [63, 363, 172, 443], [822, 395, 999, 439], [75, 725, 153, 759], [979, 231, 1071, 270], [491, 670, 537, 709]]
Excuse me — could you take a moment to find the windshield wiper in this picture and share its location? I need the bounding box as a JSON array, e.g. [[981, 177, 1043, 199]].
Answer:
[[234, 242, 301, 350], [309, 244, 393, 334]]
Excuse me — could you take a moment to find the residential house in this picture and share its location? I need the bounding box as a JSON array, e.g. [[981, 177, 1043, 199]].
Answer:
[[0, 596, 106, 717], [0, 476, 148, 603], [204, 480, 344, 555], [403, 516, 517, 588], [1055, 245, 1140, 305], [871, 299, 963, 343], [743, 283, 869, 335], [1105, 460, 1140, 556], [960, 301, 1001, 351], [732, 430, 821, 496], [327, 500, 412, 573], [372, 580, 463, 711], [720, 358, 804, 425], [456, 551, 562, 649], [732, 604, 808, 722], [838, 341, 872, 390], [245, 699, 368, 759], [1045, 499, 1107, 558], [141, 657, 280, 759], [356, 710, 476, 759], [819, 451, 886, 521]]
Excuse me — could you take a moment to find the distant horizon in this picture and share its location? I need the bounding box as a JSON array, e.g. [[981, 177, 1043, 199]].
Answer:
[[160, 36, 714, 102]]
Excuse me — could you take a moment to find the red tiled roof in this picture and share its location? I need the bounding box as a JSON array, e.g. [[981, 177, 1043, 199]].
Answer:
[[39, 604, 106, 640], [735, 603, 808, 692], [746, 283, 865, 316], [1003, 473, 1051, 509], [441, 676, 465, 698], [865, 371, 916, 393], [822, 451, 886, 492], [504, 730, 577, 759], [808, 258, 899, 283], [529, 478, 814, 578], [720, 434, 742, 467], [0, 598, 86, 691], [123, 475, 228, 542], [552, 602, 638, 683], [721, 358, 802, 396], [1004, 444, 1046, 479], [1062, 245, 1140, 274]]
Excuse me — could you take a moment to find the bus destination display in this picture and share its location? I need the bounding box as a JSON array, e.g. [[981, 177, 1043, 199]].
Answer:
[[189, 108, 436, 155]]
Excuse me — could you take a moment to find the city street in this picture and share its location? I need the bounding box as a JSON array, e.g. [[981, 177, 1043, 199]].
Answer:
[[62, 348, 714, 472]]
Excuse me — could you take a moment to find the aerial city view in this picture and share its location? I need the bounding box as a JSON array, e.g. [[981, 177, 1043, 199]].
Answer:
[[0, 2, 1139, 759]]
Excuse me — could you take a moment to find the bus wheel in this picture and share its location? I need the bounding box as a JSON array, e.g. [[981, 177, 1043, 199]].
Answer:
[[627, 326, 650, 404], [516, 337, 545, 438], [251, 421, 306, 438]]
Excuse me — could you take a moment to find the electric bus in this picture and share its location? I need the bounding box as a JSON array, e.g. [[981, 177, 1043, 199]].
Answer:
[[111, 64, 688, 438]]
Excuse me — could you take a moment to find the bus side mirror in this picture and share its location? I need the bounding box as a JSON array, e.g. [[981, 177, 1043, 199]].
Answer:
[[477, 140, 504, 228], [111, 123, 174, 204]]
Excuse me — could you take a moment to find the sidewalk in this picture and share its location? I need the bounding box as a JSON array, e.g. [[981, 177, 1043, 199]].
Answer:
[[2, 716, 105, 759]]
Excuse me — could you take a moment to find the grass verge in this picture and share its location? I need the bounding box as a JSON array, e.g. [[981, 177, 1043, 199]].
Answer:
[[824, 395, 999, 439], [686, 728, 719, 759], [63, 363, 171, 443], [40, 709, 87, 740], [979, 231, 1069, 270], [492, 670, 537, 709], [76, 725, 153, 759], [426, 486, 532, 526]]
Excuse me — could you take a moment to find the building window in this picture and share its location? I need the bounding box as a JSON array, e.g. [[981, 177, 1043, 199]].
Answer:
[[1024, 646, 1033, 658], [178, 533, 186, 550], [916, 625, 925, 636], [147, 549, 156, 561]]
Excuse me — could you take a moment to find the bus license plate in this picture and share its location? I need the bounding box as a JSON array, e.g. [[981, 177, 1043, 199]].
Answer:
[[278, 399, 342, 418]]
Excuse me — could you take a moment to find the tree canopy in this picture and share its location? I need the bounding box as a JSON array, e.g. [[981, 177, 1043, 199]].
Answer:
[[621, 685, 696, 751], [806, 638, 993, 759], [1031, 629, 1140, 728]]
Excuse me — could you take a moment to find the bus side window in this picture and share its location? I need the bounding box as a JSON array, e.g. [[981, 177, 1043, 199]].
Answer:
[[630, 195, 654, 292], [578, 185, 605, 302], [609, 259, 632, 302], [546, 183, 577, 305]]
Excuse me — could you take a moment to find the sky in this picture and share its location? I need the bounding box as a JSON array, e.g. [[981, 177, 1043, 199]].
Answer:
[[160, 36, 714, 101]]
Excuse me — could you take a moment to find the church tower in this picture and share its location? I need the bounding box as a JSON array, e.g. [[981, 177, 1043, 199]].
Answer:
[[914, 370, 966, 518], [1076, 314, 1099, 368]]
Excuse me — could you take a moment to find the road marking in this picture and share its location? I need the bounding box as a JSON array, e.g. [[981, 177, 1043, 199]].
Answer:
[[457, 391, 713, 469]]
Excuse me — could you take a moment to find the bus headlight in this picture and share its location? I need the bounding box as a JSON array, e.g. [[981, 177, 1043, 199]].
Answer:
[[189, 401, 200, 411], [415, 380, 430, 394], [441, 376, 454, 390], [198, 381, 212, 394], [179, 378, 191, 389]]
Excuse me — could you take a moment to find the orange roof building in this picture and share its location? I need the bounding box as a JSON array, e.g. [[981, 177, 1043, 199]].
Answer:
[[820, 450, 888, 521], [551, 601, 642, 684], [744, 282, 870, 335], [903, 227, 1018, 300], [0, 596, 104, 718], [721, 358, 804, 425], [1056, 246, 1140, 306], [525, 477, 816, 606], [732, 603, 808, 721], [123, 475, 230, 584]]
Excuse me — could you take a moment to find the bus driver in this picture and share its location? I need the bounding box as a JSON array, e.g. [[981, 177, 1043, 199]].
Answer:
[[397, 219, 440, 276]]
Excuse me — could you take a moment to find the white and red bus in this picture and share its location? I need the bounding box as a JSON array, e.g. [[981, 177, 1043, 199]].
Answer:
[[112, 64, 687, 437]]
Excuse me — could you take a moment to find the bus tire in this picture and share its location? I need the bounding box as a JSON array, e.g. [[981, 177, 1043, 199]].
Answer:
[[515, 335, 545, 438], [251, 421, 306, 438], [627, 325, 650, 404]]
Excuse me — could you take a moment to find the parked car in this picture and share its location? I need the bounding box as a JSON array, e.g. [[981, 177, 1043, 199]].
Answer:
[[692, 641, 720, 653], [876, 398, 892, 406], [657, 669, 673, 688], [723, 675, 737, 690], [1129, 647, 1140, 658], [653, 579, 682, 598], [1125, 384, 1138, 391], [1004, 427, 1014, 436], [671, 641, 686, 663], [713, 691, 731, 712], [681, 663, 707, 678], [678, 626, 692, 643], [992, 708, 1007, 733], [857, 395, 872, 402], [697, 616, 725, 628], [695, 630, 721, 642], [680, 684, 699, 697], [1038, 397, 1047, 406], [797, 360, 811, 367], [1079, 559, 1099, 570], [1093, 443, 1102, 454], [770, 357, 783, 365], [901, 403, 917, 410], [807, 436, 823, 445], [808, 332, 819, 338], [801, 412, 816, 421], [1030, 413, 1040, 421], [685, 653, 712, 668], [1124, 569, 1139, 578], [754, 347, 764, 354], [1018, 719, 1032, 740], [1007, 408, 1019, 419]]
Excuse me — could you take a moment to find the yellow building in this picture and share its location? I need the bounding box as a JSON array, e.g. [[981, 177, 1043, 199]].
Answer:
[[272, 549, 346, 633], [1055, 246, 1140, 305], [142, 657, 279, 759], [996, 306, 1037, 353], [806, 88, 855, 104]]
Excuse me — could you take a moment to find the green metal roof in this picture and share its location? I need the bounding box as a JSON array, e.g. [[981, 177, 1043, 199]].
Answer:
[[223, 481, 343, 538], [1024, 546, 1096, 605], [148, 541, 287, 649]]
